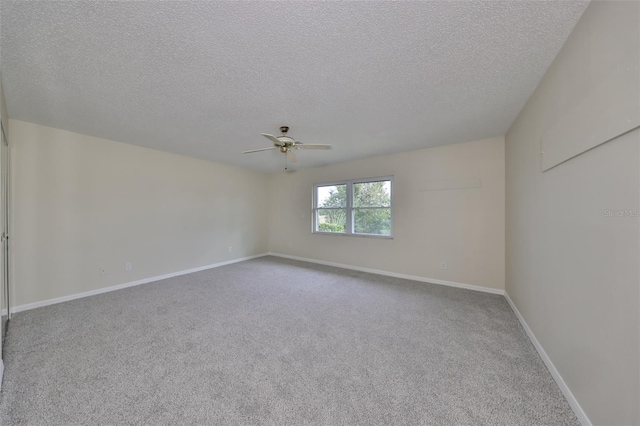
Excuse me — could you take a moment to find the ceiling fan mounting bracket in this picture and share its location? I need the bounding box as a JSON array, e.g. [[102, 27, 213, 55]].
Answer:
[[279, 126, 289, 134]]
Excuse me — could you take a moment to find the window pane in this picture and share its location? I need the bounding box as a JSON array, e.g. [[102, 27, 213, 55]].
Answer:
[[317, 184, 347, 208], [317, 208, 347, 233], [354, 208, 391, 235], [353, 180, 391, 207]]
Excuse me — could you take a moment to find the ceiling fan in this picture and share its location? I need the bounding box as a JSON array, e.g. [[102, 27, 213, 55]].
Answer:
[[242, 126, 332, 170]]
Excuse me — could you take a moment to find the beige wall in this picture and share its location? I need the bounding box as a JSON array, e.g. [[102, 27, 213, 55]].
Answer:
[[10, 120, 269, 307], [505, 2, 640, 425], [269, 137, 505, 291], [0, 75, 7, 136]]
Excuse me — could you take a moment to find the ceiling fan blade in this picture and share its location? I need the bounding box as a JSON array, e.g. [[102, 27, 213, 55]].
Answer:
[[288, 151, 298, 163], [261, 133, 282, 146], [296, 144, 332, 150], [241, 147, 277, 154]]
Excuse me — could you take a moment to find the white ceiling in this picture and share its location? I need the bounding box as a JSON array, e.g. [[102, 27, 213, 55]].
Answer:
[[0, 1, 588, 173]]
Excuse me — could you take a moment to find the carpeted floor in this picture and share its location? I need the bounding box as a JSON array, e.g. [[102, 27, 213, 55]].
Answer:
[[0, 256, 577, 425]]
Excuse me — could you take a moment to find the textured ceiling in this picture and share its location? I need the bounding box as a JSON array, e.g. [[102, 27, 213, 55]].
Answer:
[[0, 1, 588, 172]]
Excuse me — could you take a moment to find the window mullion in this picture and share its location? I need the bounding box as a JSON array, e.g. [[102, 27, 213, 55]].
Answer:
[[346, 180, 353, 234]]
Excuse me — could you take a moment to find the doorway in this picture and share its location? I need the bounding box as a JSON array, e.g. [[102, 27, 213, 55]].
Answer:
[[0, 118, 9, 359]]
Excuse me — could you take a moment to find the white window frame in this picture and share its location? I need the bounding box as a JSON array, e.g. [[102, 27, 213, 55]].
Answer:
[[312, 176, 393, 238]]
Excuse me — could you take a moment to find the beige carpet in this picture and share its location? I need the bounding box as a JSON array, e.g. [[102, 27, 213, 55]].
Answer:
[[0, 256, 578, 425]]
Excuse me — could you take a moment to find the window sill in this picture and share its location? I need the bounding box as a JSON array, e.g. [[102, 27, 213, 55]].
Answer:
[[312, 231, 393, 240]]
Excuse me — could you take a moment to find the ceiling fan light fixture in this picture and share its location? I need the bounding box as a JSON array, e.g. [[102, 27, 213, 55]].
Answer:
[[242, 126, 332, 169]]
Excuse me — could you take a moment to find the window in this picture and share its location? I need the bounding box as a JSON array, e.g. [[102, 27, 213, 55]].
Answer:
[[313, 177, 393, 237]]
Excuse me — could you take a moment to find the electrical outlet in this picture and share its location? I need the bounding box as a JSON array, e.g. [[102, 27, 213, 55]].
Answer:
[[125, 262, 132, 271], [99, 267, 107, 275], [228, 246, 232, 253], [440, 261, 447, 270]]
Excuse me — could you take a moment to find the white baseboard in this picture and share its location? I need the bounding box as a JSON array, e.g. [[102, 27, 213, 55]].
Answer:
[[504, 292, 591, 426], [12, 253, 269, 314], [267, 252, 504, 295]]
